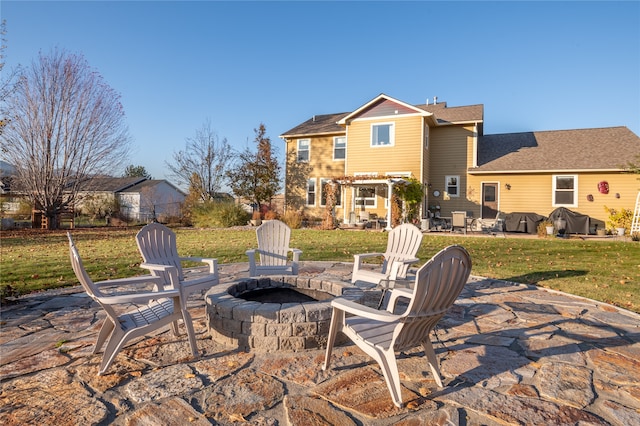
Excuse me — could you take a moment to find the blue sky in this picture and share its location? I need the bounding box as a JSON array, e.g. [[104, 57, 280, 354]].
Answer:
[[2, 1, 639, 183]]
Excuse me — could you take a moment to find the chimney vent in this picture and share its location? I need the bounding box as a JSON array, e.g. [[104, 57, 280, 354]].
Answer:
[[433, 96, 438, 104]]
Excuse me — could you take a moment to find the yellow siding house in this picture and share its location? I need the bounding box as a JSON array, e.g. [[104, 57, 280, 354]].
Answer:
[[280, 94, 640, 232]]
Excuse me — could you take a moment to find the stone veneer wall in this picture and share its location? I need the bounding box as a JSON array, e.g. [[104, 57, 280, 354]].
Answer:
[[205, 276, 364, 352]]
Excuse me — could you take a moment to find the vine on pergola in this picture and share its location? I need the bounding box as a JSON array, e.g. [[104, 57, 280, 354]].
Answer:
[[322, 175, 424, 226]]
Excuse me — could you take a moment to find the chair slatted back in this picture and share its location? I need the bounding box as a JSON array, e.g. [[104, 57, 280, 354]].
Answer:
[[256, 220, 291, 266], [136, 223, 184, 280], [393, 245, 471, 351], [67, 233, 120, 321], [382, 223, 423, 277]]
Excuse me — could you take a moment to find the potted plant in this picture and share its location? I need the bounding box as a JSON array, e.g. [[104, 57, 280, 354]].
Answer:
[[604, 206, 632, 236], [537, 220, 554, 237], [250, 210, 262, 226]]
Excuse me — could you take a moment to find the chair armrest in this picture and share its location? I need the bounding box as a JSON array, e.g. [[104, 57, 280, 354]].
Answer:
[[354, 252, 384, 260], [96, 288, 181, 305], [289, 248, 302, 261], [331, 297, 399, 323], [386, 287, 413, 312], [139, 263, 181, 289], [93, 274, 165, 288], [180, 256, 218, 274]]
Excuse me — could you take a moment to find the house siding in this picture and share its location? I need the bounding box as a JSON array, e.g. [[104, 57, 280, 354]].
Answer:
[[346, 115, 423, 176], [467, 172, 639, 226], [284, 133, 346, 218], [427, 125, 477, 216]]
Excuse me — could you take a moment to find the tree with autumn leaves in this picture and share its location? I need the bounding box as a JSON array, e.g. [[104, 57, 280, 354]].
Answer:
[[226, 123, 280, 215]]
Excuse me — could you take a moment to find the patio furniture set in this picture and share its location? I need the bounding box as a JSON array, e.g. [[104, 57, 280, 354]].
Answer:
[[67, 220, 471, 408]]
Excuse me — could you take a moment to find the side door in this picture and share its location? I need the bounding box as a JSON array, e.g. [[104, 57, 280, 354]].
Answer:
[[481, 182, 499, 219]]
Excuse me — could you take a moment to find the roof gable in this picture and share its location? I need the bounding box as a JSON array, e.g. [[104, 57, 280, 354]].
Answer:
[[337, 94, 430, 125], [474, 126, 640, 172], [280, 95, 484, 139]]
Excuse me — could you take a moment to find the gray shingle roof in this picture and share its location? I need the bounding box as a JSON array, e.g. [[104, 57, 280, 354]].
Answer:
[[280, 103, 484, 138], [415, 103, 484, 124], [78, 177, 146, 192], [473, 126, 640, 172], [280, 112, 349, 138]]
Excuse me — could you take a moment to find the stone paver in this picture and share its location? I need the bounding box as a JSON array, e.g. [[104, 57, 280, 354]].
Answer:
[[1, 261, 639, 425]]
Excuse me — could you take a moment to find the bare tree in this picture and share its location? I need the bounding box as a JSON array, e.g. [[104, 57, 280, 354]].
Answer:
[[0, 20, 20, 139], [0, 48, 130, 229], [166, 119, 233, 202]]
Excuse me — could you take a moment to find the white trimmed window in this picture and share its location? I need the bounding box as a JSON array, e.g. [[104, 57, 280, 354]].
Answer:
[[371, 122, 394, 147], [306, 179, 316, 206], [355, 186, 377, 207], [320, 179, 341, 206], [333, 136, 346, 160], [553, 175, 577, 207], [297, 139, 310, 162], [445, 175, 460, 197]]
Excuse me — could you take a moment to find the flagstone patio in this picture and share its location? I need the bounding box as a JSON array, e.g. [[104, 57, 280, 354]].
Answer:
[[1, 261, 639, 425]]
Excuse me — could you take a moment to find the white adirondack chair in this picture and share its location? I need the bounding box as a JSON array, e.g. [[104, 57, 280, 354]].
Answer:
[[136, 223, 219, 296], [67, 233, 199, 375], [246, 220, 302, 276], [351, 223, 423, 285], [324, 245, 472, 407]]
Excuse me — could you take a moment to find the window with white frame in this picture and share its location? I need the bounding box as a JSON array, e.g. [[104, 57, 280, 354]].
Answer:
[[355, 186, 377, 207], [333, 136, 346, 160], [445, 175, 460, 197], [371, 122, 394, 147], [297, 139, 310, 162], [553, 175, 577, 207], [306, 178, 316, 206], [320, 179, 341, 206]]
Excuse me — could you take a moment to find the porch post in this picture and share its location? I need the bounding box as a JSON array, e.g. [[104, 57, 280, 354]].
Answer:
[[350, 186, 355, 224], [386, 181, 394, 230]]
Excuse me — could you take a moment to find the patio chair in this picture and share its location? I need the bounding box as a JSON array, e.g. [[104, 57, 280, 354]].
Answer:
[[323, 245, 472, 407], [136, 222, 219, 297], [247, 219, 302, 276], [67, 233, 199, 375], [471, 211, 506, 237], [351, 223, 423, 286]]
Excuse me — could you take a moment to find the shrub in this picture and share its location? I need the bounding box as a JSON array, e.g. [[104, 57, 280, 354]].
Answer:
[[191, 201, 249, 228], [604, 206, 633, 234], [282, 209, 303, 229]]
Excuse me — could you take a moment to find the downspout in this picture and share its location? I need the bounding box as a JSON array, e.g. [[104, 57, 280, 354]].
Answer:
[[472, 123, 478, 168], [281, 137, 289, 214]]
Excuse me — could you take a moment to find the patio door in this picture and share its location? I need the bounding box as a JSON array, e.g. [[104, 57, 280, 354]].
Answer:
[[481, 183, 499, 219]]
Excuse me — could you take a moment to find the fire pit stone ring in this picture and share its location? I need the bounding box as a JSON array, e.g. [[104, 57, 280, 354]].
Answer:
[[205, 275, 364, 352]]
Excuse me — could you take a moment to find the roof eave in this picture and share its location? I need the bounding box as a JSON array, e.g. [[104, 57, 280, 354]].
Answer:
[[469, 168, 626, 174]]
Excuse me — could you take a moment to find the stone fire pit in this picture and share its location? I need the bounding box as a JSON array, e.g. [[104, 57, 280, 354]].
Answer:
[[206, 276, 364, 352]]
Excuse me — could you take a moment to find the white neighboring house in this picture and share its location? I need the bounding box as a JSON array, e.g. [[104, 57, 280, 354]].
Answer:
[[117, 179, 186, 223], [74, 177, 186, 223]]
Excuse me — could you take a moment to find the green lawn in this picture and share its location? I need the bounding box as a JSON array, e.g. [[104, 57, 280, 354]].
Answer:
[[1, 227, 638, 313]]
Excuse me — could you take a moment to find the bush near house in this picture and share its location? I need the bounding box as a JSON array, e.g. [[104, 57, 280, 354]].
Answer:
[[190, 200, 249, 228]]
